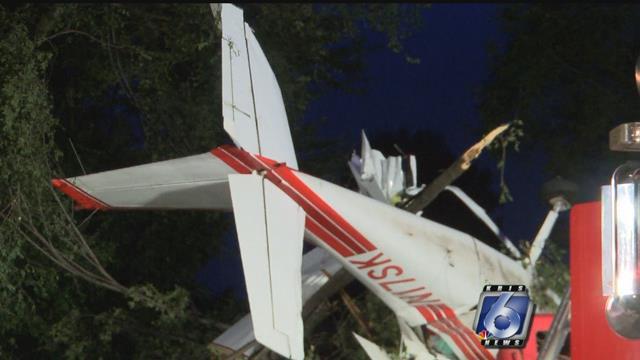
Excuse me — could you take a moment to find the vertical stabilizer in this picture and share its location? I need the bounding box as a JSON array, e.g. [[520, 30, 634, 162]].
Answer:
[[220, 4, 298, 169]]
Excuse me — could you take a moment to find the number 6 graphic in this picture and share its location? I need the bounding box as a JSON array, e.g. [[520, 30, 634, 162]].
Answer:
[[483, 292, 521, 339]]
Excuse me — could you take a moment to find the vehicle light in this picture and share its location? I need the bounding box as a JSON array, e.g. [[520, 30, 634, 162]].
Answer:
[[603, 138, 640, 339]]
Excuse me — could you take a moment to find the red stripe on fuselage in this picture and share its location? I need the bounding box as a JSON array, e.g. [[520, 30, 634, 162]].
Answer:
[[418, 305, 480, 359], [426, 314, 478, 359], [430, 305, 483, 359], [417, 306, 436, 322], [273, 166, 375, 254], [429, 304, 493, 360], [274, 182, 357, 257], [305, 217, 354, 257], [419, 304, 494, 360], [213, 145, 374, 255], [438, 304, 494, 359], [211, 145, 490, 359]]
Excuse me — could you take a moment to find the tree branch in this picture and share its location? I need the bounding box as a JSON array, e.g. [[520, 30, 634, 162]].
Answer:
[[39, 29, 149, 59], [403, 123, 510, 213]]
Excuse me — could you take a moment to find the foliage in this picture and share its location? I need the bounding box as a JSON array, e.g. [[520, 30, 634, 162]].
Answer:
[[481, 4, 640, 202], [0, 3, 427, 358], [488, 119, 524, 204], [528, 241, 570, 311], [306, 284, 401, 360], [0, 7, 70, 357], [478, 4, 640, 311]]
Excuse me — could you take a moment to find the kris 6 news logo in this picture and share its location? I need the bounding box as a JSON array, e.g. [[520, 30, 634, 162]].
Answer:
[[472, 285, 535, 348]]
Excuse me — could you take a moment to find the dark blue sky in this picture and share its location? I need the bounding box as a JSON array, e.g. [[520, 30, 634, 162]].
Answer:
[[306, 4, 553, 243]]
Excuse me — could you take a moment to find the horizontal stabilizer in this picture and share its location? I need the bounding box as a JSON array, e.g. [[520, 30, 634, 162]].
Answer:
[[52, 152, 234, 210], [229, 173, 305, 359]]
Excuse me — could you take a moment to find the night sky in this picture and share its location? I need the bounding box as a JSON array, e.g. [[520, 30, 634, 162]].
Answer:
[[198, 4, 562, 297], [307, 4, 553, 243]]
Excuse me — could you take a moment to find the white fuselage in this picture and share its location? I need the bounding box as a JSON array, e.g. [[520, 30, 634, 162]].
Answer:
[[295, 171, 531, 327]]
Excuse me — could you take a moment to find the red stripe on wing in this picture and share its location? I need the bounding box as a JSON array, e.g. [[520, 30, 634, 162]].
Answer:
[[211, 147, 252, 174], [51, 179, 109, 210]]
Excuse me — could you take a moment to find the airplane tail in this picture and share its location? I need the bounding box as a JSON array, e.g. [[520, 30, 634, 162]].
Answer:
[[219, 5, 306, 359], [52, 4, 308, 359], [212, 247, 343, 357], [219, 4, 298, 170], [228, 173, 305, 359]]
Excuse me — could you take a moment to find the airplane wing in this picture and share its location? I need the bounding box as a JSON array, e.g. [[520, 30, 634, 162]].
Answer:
[[212, 247, 343, 357], [52, 152, 234, 210], [228, 173, 305, 360]]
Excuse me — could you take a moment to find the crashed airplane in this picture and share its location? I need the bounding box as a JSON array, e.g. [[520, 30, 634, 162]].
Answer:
[[52, 4, 568, 359]]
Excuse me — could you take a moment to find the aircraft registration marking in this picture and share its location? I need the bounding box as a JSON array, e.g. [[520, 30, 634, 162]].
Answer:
[[211, 145, 493, 360], [348, 251, 438, 306]]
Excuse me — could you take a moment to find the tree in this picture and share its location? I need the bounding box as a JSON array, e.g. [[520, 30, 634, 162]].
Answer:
[[479, 4, 640, 308], [480, 4, 640, 202], [0, 4, 427, 358]]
